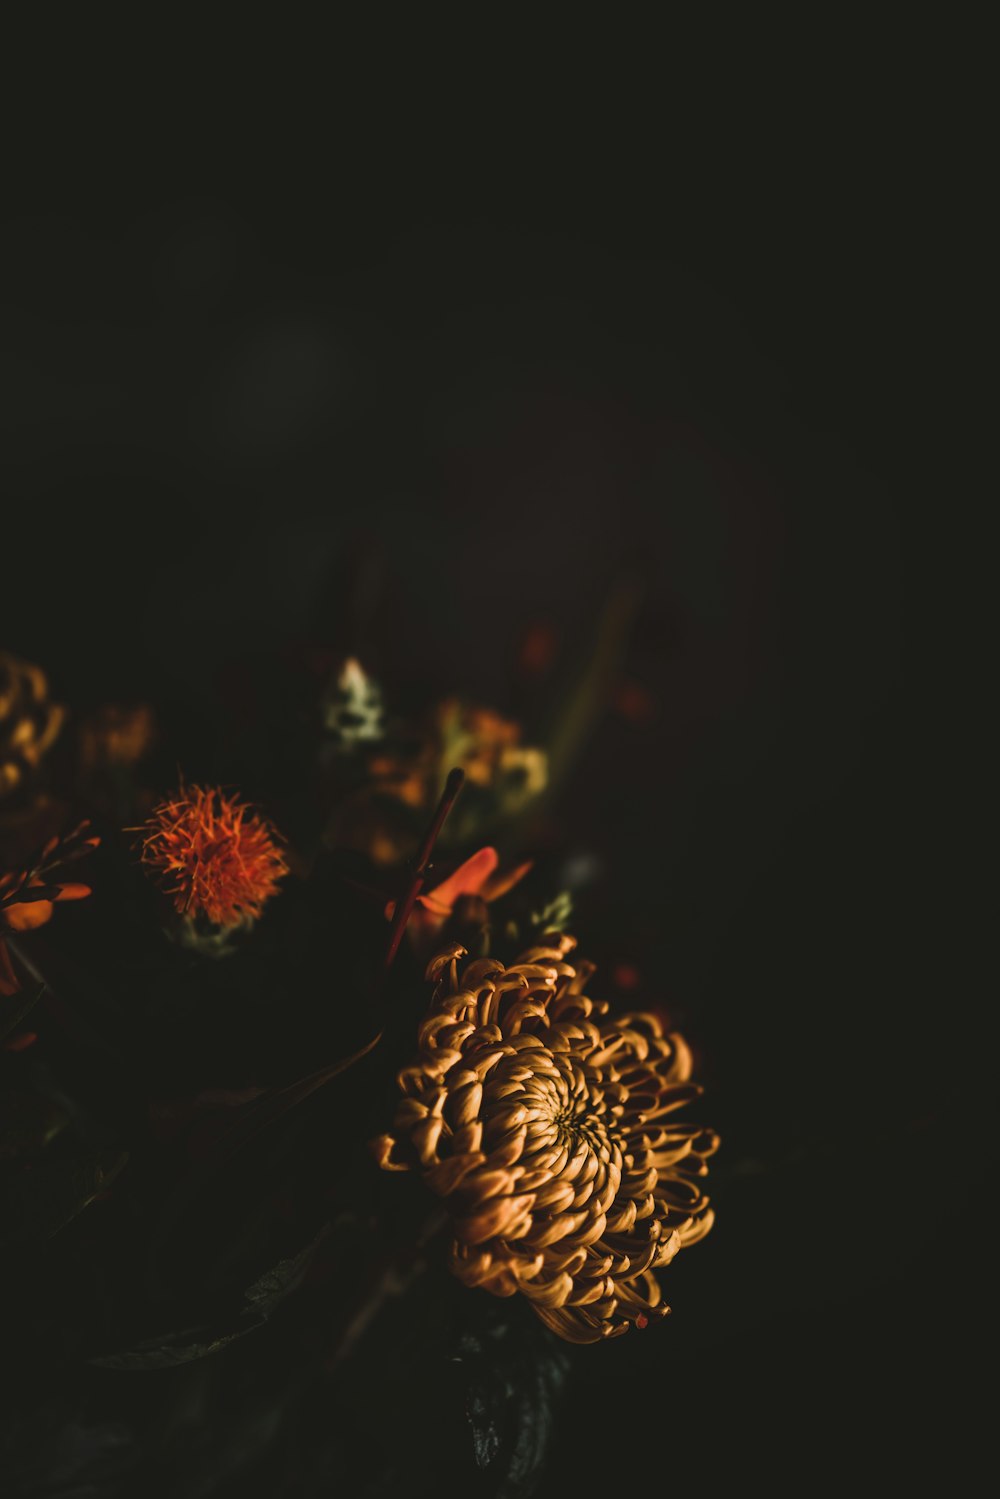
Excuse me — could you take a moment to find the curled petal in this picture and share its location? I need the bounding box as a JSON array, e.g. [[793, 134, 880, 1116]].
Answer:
[[454, 1193, 536, 1246], [371, 1134, 411, 1172]]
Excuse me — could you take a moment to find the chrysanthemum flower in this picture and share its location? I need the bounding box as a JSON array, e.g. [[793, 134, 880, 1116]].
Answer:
[[0, 651, 64, 799], [136, 785, 287, 927], [373, 933, 718, 1343]]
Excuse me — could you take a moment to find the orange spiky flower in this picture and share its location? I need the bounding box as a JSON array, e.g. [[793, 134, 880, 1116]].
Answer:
[[135, 785, 287, 927]]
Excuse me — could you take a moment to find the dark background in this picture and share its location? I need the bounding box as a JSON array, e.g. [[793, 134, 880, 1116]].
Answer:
[[1, 110, 980, 1492]]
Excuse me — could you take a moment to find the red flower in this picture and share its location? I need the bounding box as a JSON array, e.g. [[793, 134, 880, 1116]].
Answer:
[[136, 784, 287, 927]]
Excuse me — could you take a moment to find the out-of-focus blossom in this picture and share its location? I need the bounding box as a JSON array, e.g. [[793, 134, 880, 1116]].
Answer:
[[327, 698, 548, 866], [613, 679, 656, 724], [372, 700, 547, 814], [78, 704, 156, 772], [434, 700, 546, 806], [321, 658, 384, 751], [0, 651, 64, 799], [519, 623, 558, 676]]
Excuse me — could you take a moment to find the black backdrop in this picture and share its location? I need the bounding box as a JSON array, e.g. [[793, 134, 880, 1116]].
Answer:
[[1, 119, 980, 1492]]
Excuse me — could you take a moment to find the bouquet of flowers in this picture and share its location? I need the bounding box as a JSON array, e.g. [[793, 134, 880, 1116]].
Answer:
[[0, 640, 717, 1497]]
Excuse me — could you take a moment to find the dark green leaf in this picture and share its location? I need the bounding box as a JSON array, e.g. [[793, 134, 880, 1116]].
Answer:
[[187, 1029, 383, 1172], [243, 1223, 331, 1310], [0, 1089, 69, 1160], [0, 1145, 128, 1246], [542, 576, 643, 790], [453, 1314, 571, 1498], [0, 979, 44, 1042], [90, 1224, 331, 1370]]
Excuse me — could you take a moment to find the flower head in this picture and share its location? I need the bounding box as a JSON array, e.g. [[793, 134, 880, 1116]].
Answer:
[[373, 934, 718, 1344], [136, 785, 287, 927], [432, 699, 547, 807], [0, 651, 64, 799]]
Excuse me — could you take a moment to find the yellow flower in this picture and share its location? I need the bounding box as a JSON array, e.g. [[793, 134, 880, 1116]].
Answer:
[[0, 651, 64, 799], [374, 934, 717, 1343]]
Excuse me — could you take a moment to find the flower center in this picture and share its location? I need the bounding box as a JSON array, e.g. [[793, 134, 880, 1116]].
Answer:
[[551, 1100, 619, 1155]]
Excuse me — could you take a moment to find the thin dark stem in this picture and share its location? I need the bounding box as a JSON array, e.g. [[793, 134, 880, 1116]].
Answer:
[[3, 937, 132, 1068], [146, 1028, 385, 1297], [328, 1210, 447, 1370], [3, 936, 46, 988], [382, 767, 465, 977]]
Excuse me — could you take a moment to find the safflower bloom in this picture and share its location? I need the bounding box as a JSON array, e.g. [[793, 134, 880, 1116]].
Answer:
[[373, 933, 718, 1343], [136, 785, 287, 927]]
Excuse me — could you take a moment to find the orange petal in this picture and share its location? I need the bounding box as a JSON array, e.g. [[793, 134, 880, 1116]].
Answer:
[[385, 847, 501, 924], [383, 898, 441, 930], [3, 1030, 37, 1052], [5, 899, 55, 931], [480, 859, 533, 903], [422, 847, 499, 912], [52, 883, 92, 903]]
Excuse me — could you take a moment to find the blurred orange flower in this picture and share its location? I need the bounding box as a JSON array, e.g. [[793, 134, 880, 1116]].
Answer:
[[434, 699, 546, 801]]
